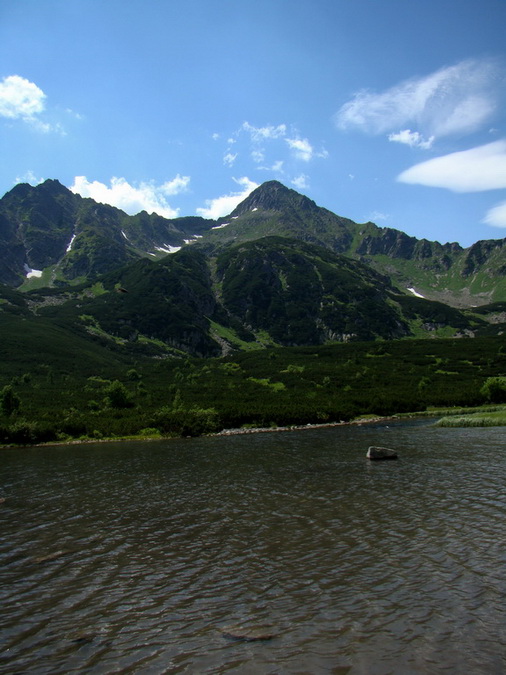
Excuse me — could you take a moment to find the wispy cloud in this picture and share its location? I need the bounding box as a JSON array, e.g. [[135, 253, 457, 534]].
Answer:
[[483, 201, 506, 228], [369, 211, 389, 222], [14, 170, 44, 186], [70, 175, 190, 218], [223, 152, 237, 167], [196, 177, 258, 219], [397, 140, 506, 192], [241, 122, 287, 141], [335, 58, 501, 141], [0, 74, 64, 133]]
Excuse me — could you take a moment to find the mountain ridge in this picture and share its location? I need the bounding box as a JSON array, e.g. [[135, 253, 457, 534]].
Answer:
[[1, 179, 506, 309]]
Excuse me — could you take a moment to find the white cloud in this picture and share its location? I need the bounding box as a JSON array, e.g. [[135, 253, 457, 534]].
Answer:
[[388, 129, 434, 149], [0, 74, 68, 133], [258, 159, 285, 173], [241, 121, 287, 141], [160, 174, 190, 195], [251, 149, 265, 163], [70, 175, 190, 218], [369, 211, 389, 222], [0, 75, 46, 120], [335, 58, 500, 140], [286, 137, 313, 161], [285, 137, 328, 162], [483, 201, 506, 227], [223, 152, 238, 167], [15, 170, 44, 186], [196, 177, 258, 219], [291, 174, 309, 190], [397, 140, 506, 192]]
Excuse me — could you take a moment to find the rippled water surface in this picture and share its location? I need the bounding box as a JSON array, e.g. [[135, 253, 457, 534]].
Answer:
[[2, 419, 506, 674]]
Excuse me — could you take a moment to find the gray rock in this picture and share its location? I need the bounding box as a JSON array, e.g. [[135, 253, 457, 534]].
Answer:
[[367, 446, 398, 460]]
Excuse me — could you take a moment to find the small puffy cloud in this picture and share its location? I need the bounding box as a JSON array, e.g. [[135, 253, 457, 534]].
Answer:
[[398, 140, 506, 192], [483, 201, 506, 228], [291, 174, 309, 190], [388, 129, 434, 149], [223, 152, 237, 167], [286, 137, 328, 162], [70, 175, 190, 217], [251, 149, 265, 163], [0, 75, 45, 120], [196, 177, 258, 219], [335, 58, 501, 140], [160, 174, 191, 195], [286, 137, 313, 161], [0, 74, 64, 133]]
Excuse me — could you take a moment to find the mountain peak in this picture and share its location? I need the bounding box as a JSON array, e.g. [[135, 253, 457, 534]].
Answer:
[[231, 180, 317, 217], [6, 178, 70, 201]]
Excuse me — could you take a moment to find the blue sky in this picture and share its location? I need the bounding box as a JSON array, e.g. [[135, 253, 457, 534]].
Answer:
[[1, 0, 506, 247]]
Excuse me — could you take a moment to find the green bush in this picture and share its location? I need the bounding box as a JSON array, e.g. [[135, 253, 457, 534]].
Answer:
[[480, 377, 506, 403], [152, 406, 221, 437]]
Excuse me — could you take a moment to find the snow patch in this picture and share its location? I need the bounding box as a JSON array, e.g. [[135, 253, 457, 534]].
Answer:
[[24, 264, 43, 278], [121, 230, 129, 241], [251, 207, 258, 211], [66, 234, 76, 252], [407, 287, 425, 298], [155, 244, 181, 254], [212, 222, 229, 230], [231, 216, 239, 220]]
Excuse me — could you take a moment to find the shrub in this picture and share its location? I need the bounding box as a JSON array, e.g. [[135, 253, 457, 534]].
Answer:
[[480, 377, 506, 403]]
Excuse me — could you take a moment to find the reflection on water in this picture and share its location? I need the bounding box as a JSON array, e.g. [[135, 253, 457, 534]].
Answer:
[[1, 420, 506, 674]]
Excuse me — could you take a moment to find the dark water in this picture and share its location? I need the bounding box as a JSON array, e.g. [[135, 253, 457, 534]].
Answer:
[[1, 419, 506, 674]]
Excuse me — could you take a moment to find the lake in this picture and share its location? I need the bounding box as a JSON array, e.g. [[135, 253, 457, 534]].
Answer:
[[1, 419, 506, 674]]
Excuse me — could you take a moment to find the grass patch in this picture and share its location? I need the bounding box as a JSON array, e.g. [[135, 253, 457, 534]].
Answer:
[[435, 410, 506, 427]]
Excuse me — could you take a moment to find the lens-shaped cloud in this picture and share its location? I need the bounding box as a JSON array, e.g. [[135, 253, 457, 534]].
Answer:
[[397, 140, 506, 192]]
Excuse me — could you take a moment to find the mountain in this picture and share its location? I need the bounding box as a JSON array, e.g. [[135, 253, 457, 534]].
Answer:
[[196, 181, 506, 308], [3, 236, 498, 359], [2, 179, 506, 308], [0, 179, 215, 287], [1, 177, 506, 360]]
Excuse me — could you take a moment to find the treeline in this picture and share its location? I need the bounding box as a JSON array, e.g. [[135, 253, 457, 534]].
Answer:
[[2, 336, 506, 445]]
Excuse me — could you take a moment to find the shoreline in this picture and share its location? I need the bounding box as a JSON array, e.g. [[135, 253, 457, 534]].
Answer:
[[0, 415, 400, 450], [214, 416, 397, 436]]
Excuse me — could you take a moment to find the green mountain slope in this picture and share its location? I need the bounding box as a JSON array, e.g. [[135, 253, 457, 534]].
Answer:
[[196, 181, 506, 307], [7, 237, 496, 359]]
